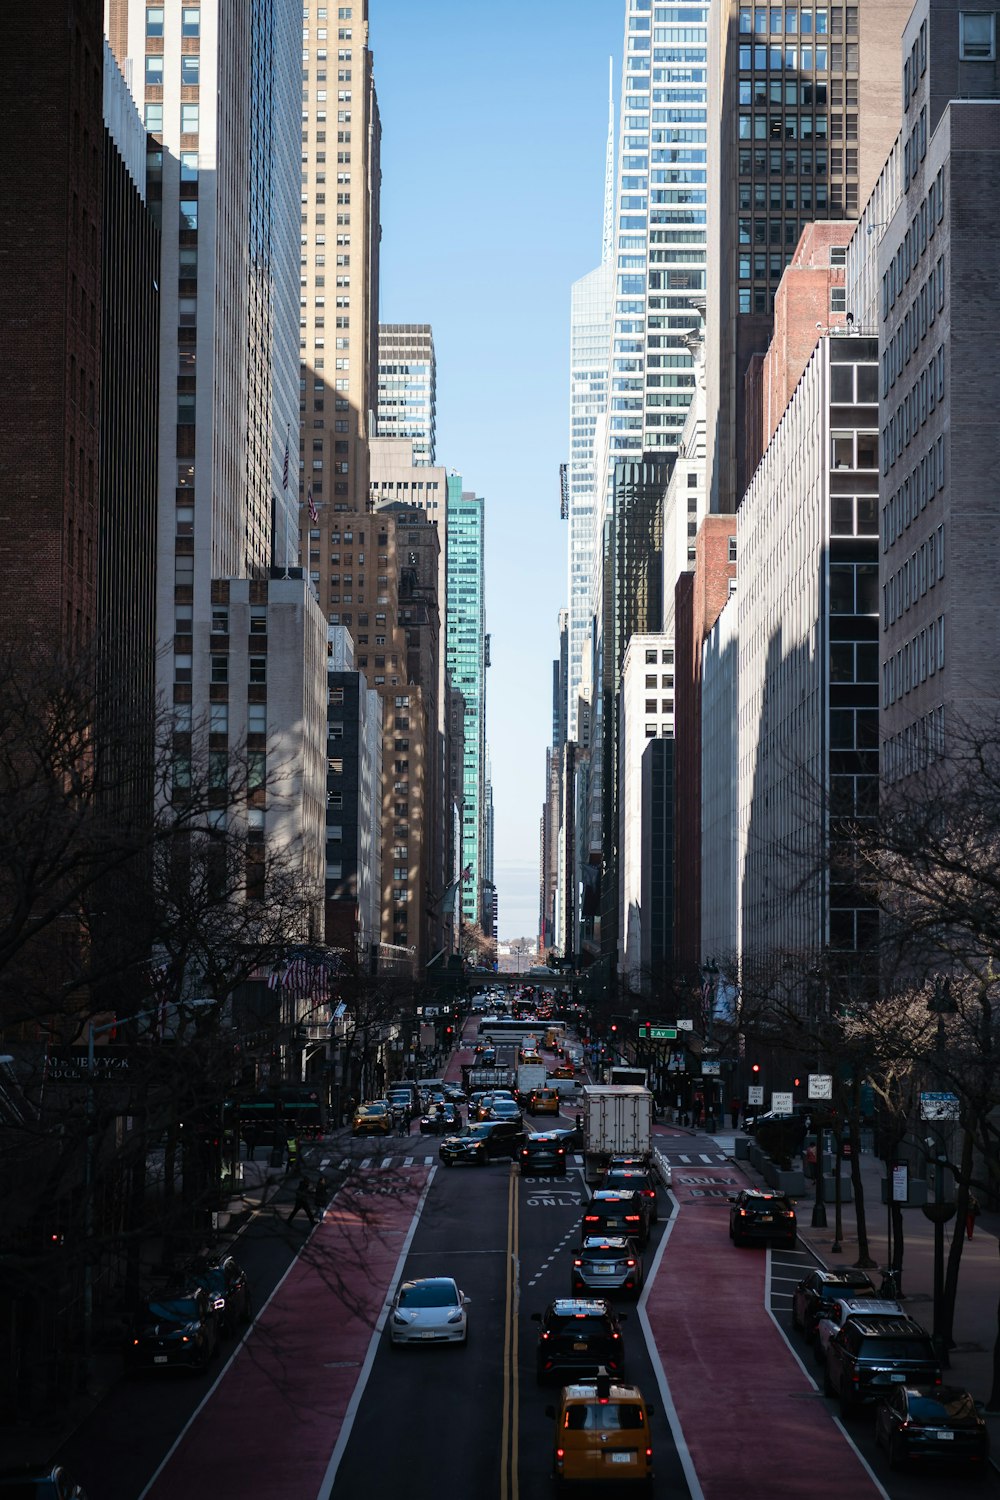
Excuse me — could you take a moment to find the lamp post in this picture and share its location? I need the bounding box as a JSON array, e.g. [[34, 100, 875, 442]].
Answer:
[[923, 976, 958, 1366]]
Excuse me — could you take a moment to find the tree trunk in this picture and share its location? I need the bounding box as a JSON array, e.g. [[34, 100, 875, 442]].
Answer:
[[941, 1128, 974, 1352], [890, 1200, 905, 1278]]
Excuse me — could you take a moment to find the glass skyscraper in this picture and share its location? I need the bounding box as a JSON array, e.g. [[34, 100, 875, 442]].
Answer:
[[445, 475, 486, 927], [377, 324, 436, 464]]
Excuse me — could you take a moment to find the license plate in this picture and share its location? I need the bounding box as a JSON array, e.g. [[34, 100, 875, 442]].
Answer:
[[419, 1331, 438, 1340], [609, 1452, 635, 1465], [154, 1355, 168, 1364], [595, 1264, 613, 1274], [934, 1430, 954, 1441], [759, 1215, 772, 1223], [573, 1341, 589, 1351], [890, 1373, 906, 1382]]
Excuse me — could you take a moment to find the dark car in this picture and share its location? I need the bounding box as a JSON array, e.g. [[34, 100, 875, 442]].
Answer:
[[728, 1188, 797, 1248], [550, 1122, 584, 1151], [791, 1268, 877, 1341], [0, 1466, 88, 1499], [488, 1099, 523, 1125], [824, 1316, 942, 1417], [183, 1253, 252, 1335], [571, 1236, 644, 1298], [519, 1132, 568, 1175], [439, 1119, 524, 1166], [602, 1166, 659, 1223], [582, 1189, 652, 1248], [128, 1286, 219, 1373], [875, 1385, 990, 1471], [532, 1298, 626, 1385], [420, 1101, 462, 1135]]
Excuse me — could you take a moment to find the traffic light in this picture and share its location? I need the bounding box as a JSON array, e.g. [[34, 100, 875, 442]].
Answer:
[[794, 1077, 801, 1088], [610, 1022, 618, 1034], [751, 1062, 761, 1075]]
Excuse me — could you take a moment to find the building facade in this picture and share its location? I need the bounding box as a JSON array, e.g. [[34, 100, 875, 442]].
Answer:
[[445, 475, 487, 926], [377, 323, 436, 464]]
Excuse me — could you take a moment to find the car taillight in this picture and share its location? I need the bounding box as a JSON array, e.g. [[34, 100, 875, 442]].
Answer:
[[556, 1449, 565, 1460], [646, 1448, 653, 1459], [573, 1259, 582, 1267], [739, 1209, 747, 1217], [625, 1214, 640, 1223], [626, 1259, 636, 1267], [557, 1148, 565, 1155], [612, 1331, 620, 1340], [584, 1215, 598, 1225]]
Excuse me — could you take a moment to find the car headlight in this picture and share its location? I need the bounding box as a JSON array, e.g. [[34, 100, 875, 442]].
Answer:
[[447, 1309, 464, 1323], [212, 1297, 226, 1310], [392, 1312, 409, 1326]]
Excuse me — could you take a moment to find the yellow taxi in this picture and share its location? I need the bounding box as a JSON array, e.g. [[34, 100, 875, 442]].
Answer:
[[529, 1087, 561, 1115], [352, 1100, 391, 1136], [546, 1376, 655, 1488], [550, 1063, 575, 1080]]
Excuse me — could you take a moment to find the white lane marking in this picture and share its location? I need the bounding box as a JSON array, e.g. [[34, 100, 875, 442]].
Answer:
[[764, 1250, 891, 1500], [316, 1168, 437, 1499], [403, 1157, 414, 1166], [678, 1154, 692, 1163], [637, 1197, 705, 1500], [698, 1154, 713, 1163], [380, 1157, 393, 1168], [320, 1157, 330, 1168]]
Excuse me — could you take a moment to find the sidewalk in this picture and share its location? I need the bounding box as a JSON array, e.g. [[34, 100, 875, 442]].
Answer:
[[707, 1127, 1000, 1451]]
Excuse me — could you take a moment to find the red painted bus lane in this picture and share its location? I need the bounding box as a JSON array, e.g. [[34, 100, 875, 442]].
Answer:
[[142, 1167, 430, 1500], [645, 1173, 883, 1499]]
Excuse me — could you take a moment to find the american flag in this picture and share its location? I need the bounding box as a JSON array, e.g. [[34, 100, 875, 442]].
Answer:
[[307, 484, 318, 523], [267, 963, 285, 992], [461, 864, 473, 882], [282, 431, 290, 492]]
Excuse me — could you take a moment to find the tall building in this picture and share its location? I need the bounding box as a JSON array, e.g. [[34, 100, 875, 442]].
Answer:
[[110, 0, 321, 915], [377, 324, 436, 464], [872, 0, 1000, 780], [619, 633, 675, 988], [446, 475, 486, 927], [326, 627, 382, 954], [706, 0, 909, 514]]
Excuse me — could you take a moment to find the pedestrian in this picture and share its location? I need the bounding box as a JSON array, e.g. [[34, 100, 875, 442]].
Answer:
[[967, 1194, 981, 1240], [285, 1135, 300, 1173], [314, 1173, 329, 1217], [345, 1096, 357, 1128], [397, 1106, 409, 1137], [243, 1123, 258, 1161], [287, 1175, 316, 1226], [730, 1098, 740, 1130]]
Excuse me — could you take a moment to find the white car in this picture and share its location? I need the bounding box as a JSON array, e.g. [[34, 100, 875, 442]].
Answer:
[[389, 1276, 470, 1347], [814, 1297, 904, 1360]]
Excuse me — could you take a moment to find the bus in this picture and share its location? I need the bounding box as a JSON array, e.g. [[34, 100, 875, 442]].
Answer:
[[226, 1085, 325, 1142], [477, 1016, 568, 1050]]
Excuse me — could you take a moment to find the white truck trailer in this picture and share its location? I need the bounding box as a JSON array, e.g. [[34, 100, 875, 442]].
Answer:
[[581, 1084, 653, 1183]]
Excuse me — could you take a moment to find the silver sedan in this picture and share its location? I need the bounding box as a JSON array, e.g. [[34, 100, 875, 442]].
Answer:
[[388, 1276, 470, 1347]]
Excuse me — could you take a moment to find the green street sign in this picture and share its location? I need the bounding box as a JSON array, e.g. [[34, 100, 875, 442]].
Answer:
[[640, 1023, 678, 1040]]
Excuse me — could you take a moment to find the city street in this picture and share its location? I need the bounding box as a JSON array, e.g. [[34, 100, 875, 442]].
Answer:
[[52, 1027, 1000, 1498]]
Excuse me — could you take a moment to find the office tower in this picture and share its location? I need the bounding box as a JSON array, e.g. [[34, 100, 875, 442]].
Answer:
[[706, 0, 908, 514], [377, 324, 436, 463], [737, 332, 879, 971], [566, 66, 615, 743], [874, 0, 1000, 779], [619, 633, 675, 987], [300, 0, 380, 537], [109, 2, 326, 921], [326, 627, 383, 952], [446, 475, 486, 927], [482, 746, 496, 939]]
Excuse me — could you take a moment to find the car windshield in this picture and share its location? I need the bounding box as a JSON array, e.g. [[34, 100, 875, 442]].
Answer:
[[144, 1297, 199, 1321], [459, 1125, 491, 1139], [360, 1105, 385, 1115], [551, 1315, 609, 1336], [565, 1403, 644, 1431], [859, 1337, 933, 1359], [399, 1282, 457, 1309]]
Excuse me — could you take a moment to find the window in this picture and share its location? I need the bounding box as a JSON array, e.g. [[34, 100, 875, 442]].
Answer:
[[146, 6, 164, 36], [211, 606, 228, 635], [182, 5, 201, 36], [830, 245, 847, 266], [830, 286, 847, 314], [728, 536, 737, 563], [210, 655, 228, 685], [209, 702, 228, 733], [144, 103, 163, 133], [145, 55, 164, 86], [249, 656, 267, 685], [181, 104, 200, 134], [960, 11, 995, 57], [181, 55, 200, 86], [248, 703, 267, 734]]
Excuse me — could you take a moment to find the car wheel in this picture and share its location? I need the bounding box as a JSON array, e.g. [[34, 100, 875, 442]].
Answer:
[[839, 1381, 858, 1419], [823, 1361, 835, 1396]]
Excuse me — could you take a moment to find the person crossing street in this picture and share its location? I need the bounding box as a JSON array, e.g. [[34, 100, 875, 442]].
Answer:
[[286, 1175, 316, 1227]]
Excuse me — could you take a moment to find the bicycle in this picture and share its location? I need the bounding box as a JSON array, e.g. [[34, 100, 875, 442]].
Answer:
[[878, 1265, 902, 1298]]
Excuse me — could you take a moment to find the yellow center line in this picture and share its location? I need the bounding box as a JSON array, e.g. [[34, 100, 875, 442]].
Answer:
[[500, 1164, 520, 1500]]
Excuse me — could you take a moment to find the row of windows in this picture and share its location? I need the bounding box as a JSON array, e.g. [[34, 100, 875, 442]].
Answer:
[[738, 8, 839, 36], [146, 55, 199, 85], [738, 113, 837, 140], [882, 172, 945, 317], [173, 701, 269, 735], [737, 43, 845, 70], [882, 439, 946, 551], [883, 706, 945, 784], [902, 105, 928, 191], [882, 617, 945, 708], [882, 350, 945, 473], [145, 103, 199, 134], [146, 6, 200, 36], [883, 261, 945, 394], [882, 526, 944, 629], [739, 145, 832, 176]]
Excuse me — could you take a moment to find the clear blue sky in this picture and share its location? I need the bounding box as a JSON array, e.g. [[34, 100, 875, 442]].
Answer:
[[372, 0, 622, 941]]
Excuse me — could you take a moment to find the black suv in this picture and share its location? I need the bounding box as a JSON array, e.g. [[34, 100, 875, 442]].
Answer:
[[728, 1188, 797, 1248], [791, 1268, 876, 1341], [532, 1298, 626, 1385], [602, 1166, 659, 1223], [582, 1189, 651, 1247], [824, 1315, 942, 1417], [439, 1119, 524, 1165], [520, 1132, 568, 1176]]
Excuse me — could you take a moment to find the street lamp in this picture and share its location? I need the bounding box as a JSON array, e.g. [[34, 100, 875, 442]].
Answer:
[[923, 975, 958, 1365]]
